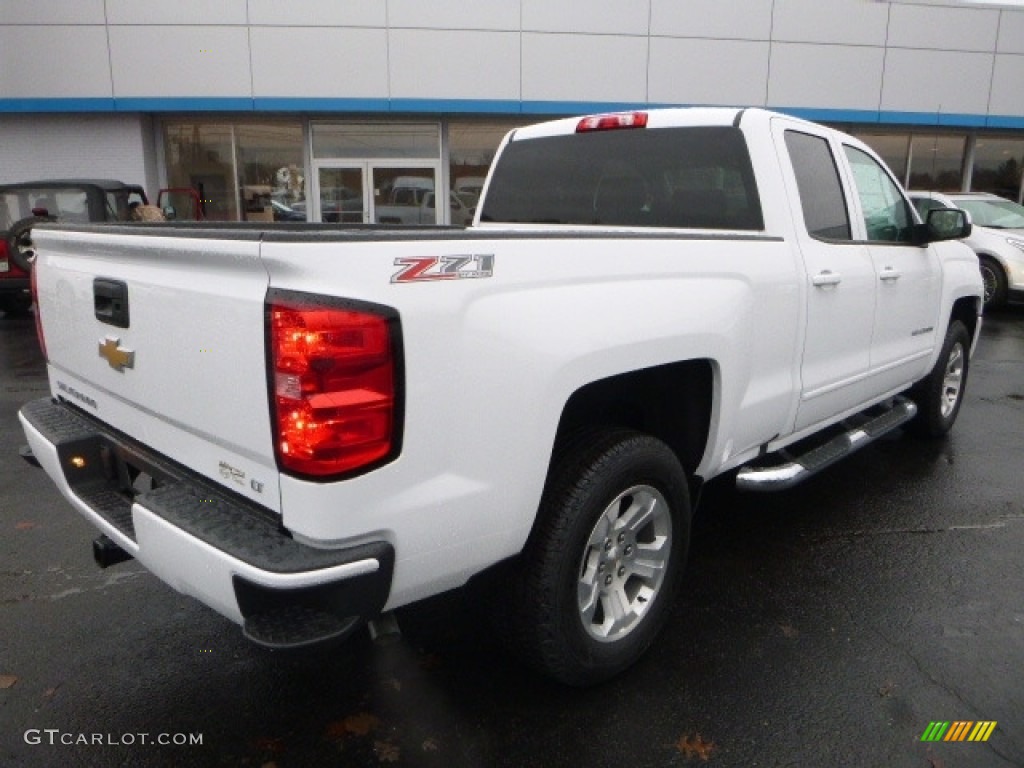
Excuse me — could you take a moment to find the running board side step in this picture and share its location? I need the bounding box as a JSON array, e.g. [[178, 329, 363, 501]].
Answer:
[[736, 396, 917, 492]]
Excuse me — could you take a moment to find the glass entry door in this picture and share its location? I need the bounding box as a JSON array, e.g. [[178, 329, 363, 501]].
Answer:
[[314, 163, 441, 225], [315, 166, 364, 223], [370, 166, 439, 225]]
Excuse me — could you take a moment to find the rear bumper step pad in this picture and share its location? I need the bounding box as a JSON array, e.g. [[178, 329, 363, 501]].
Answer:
[[20, 397, 394, 648]]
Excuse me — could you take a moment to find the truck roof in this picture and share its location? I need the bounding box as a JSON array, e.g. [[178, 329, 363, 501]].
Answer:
[[508, 107, 812, 142]]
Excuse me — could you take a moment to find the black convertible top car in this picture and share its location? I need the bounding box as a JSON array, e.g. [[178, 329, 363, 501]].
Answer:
[[0, 179, 148, 314]]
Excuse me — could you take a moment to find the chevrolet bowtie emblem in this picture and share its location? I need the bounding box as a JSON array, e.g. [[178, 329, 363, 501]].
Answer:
[[98, 337, 135, 372]]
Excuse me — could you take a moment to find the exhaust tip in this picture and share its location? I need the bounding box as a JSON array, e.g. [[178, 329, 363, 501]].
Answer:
[[93, 534, 133, 569]]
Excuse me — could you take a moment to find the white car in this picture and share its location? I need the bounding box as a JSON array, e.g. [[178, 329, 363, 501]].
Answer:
[[909, 191, 1024, 308]]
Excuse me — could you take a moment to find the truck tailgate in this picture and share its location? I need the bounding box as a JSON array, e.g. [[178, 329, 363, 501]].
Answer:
[[31, 227, 281, 512]]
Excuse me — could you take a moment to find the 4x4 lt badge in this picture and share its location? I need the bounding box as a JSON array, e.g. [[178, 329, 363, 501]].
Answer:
[[98, 337, 135, 372]]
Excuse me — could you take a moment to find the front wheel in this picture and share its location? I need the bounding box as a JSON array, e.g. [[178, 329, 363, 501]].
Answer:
[[979, 256, 1007, 309], [505, 429, 691, 686], [907, 320, 971, 438]]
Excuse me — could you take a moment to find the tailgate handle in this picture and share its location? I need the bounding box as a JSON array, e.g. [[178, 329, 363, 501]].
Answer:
[[94, 278, 130, 328]]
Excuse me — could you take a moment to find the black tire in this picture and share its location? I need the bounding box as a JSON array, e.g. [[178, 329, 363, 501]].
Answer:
[[0, 296, 33, 315], [504, 429, 690, 686], [7, 216, 52, 272], [978, 255, 1007, 309], [907, 320, 971, 438]]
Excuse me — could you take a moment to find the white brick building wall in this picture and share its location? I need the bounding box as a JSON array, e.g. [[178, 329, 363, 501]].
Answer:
[[0, 0, 1022, 124], [0, 114, 159, 193]]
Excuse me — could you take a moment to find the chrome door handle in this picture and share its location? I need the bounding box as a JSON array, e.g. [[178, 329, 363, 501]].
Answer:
[[879, 267, 902, 282], [812, 270, 842, 287]]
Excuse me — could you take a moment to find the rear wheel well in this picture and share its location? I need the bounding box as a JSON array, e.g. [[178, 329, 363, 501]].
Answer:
[[553, 360, 714, 480], [976, 252, 1003, 270]]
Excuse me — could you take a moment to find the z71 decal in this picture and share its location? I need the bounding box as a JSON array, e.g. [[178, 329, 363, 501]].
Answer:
[[391, 254, 494, 284]]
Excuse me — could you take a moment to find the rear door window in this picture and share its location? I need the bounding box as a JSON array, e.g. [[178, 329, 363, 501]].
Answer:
[[784, 130, 852, 241], [0, 188, 89, 224], [480, 126, 764, 230]]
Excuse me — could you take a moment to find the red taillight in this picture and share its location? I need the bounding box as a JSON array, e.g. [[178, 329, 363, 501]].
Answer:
[[269, 293, 399, 478], [28, 253, 47, 361], [0, 240, 25, 277], [576, 112, 648, 133]]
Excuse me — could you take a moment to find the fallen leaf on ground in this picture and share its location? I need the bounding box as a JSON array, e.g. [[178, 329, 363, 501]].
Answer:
[[374, 740, 400, 763], [324, 712, 380, 741], [418, 653, 442, 670], [877, 681, 896, 697], [253, 737, 285, 754], [42, 685, 61, 700], [675, 732, 715, 761], [422, 738, 439, 752], [0, 675, 18, 689], [15, 522, 37, 531]]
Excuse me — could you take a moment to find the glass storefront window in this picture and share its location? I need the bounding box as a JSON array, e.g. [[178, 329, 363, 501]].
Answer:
[[853, 133, 910, 187], [236, 124, 306, 222], [163, 122, 305, 222], [908, 135, 965, 192], [971, 137, 1024, 203], [448, 121, 523, 208], [163, 124, 238, 221], [372, 167, 440, 225]]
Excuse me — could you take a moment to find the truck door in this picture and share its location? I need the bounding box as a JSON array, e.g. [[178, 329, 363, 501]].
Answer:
[[772, 119, 877, 432], [840, 144, 941, 391]]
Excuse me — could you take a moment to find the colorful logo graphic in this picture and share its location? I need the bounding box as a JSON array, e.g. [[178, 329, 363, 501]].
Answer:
[[921, 721, 997, 742]]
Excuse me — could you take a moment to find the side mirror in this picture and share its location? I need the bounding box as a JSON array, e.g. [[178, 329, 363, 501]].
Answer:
[[162, 205, 177, 220], [920, 207, 971, 243]]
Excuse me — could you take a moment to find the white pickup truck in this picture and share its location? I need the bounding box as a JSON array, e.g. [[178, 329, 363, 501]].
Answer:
[[20, 108, 983, 685]]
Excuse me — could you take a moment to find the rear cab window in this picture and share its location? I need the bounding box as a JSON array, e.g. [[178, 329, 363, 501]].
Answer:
[[480, 126, 764, 230]]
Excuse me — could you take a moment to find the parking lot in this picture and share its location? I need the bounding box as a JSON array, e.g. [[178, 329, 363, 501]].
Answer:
[[2, 307, 1023, 768]]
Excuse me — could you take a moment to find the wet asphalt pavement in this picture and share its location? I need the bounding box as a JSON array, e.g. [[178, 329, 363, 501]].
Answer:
[[1, 307, 1022, 768]]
